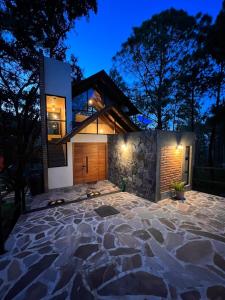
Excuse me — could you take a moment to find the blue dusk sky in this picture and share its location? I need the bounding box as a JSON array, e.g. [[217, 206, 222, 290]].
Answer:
[[67, 0, 223, 77]]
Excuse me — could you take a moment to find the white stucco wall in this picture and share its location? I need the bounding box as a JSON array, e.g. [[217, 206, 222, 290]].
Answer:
[[44, 57, 73, 189], [44, 57, 109, 189], [48, 142, 73, 189], [48, 134, 108, 189]]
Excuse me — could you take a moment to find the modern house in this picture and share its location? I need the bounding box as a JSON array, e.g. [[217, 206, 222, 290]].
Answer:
[[40, 57, 195, 201]]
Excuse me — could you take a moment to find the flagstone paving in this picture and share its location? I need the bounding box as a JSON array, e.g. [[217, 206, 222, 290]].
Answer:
[[1, 190, 225, 299], [30, 180, 120, 210]]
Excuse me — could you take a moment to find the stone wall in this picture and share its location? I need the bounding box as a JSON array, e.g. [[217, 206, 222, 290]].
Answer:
[[108, 131, 157, 201]]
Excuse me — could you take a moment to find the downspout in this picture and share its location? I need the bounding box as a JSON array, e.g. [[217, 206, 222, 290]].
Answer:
[[39, 52, 48, 192]]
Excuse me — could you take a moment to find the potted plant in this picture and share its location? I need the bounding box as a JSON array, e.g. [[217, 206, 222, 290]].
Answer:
[[171, 181, 186, 200], [120, 177, 127, 192]]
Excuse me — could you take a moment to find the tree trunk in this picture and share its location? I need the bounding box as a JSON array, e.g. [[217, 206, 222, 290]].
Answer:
[[157, 107, 163, 130]]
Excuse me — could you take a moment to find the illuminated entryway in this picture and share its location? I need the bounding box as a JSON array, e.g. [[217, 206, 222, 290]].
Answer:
[[73, 142, 107, 184]]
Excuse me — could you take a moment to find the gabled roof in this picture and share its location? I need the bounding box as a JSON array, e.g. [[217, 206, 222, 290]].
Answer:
[[57, 105, 140, 144], [72, 70, 139, 116]]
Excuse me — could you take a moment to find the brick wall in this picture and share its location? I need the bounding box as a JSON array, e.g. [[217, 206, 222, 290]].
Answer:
[[160, 146, 183, 193]]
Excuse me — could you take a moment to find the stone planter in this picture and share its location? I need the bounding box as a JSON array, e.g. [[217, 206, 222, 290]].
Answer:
[[175, 191, 185, 200]]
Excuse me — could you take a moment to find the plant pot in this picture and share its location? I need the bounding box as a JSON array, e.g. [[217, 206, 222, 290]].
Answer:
[[176, 191, 185, 200]]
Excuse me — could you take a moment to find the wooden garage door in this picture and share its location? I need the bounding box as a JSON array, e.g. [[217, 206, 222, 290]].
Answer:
[[73, 143, 107, 184]]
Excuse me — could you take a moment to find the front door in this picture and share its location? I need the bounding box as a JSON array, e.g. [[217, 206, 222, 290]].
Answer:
[[73, 143, 107, 184]]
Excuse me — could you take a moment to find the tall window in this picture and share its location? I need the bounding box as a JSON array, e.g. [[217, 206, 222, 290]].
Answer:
[[184, 146, 191, 185], [46, 95, 67, 167], [46, 95, 66, 141]]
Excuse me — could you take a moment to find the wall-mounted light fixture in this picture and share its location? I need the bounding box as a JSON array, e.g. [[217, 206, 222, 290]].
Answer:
[[121, 143, 128, 151], [176, 144, 183, 150], [88, 99, 93, 106], [121, 135, 129, 151]]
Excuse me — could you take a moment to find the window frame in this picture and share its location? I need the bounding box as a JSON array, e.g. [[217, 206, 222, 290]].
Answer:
[[184, 145, 191, 185], [45, 94, 68, 168]]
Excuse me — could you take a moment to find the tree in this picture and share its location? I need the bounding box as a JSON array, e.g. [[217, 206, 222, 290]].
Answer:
[[109, 68, 130, 96], [206, 101, 225, 166], [174, 14, 211, 132], [0, 0, 97, 224], [112, 9, 196, 129], [204, 1, 225, 165]]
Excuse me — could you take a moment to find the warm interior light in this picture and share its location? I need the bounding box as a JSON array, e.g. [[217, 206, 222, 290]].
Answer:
[[88, 99, 93, 105], [99, 129, 104, 134]]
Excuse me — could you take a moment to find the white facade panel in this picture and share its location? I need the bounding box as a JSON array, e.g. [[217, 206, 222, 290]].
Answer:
[[48, 142, 73, 189], [44, 57, 72, 132]]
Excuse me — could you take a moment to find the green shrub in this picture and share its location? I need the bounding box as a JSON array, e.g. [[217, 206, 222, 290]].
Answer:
[[171, 181, 185, 192]]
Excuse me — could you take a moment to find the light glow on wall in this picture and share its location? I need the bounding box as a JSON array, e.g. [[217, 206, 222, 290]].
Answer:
[[176, 144, 183, 150], [121, 143, 128, 151], [119, 139, 133, 165]]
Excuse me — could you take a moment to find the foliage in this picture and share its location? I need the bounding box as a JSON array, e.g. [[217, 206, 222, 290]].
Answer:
[[109, 68, 130, 96], [171, 181, 185, 192], [112, 2, 225, 166], [0, 0, 97, 220], [112, 9, 197, 129]]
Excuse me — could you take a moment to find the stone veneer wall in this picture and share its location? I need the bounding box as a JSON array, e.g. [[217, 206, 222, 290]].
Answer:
[[108, 131, 157, 201], [160, 145, 183, 193]]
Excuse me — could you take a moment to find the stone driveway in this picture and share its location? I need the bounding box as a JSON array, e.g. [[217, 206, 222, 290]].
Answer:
[[29, 180, 120, 210], [1, 190, 225, 299]]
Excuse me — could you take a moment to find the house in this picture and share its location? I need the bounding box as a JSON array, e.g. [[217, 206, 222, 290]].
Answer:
[[40, 57, 195, 201]]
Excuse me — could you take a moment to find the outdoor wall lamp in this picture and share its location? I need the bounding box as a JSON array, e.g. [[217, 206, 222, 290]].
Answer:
[[121, 143, 128, 150], [176, 144, 183, 150], [88, 99, 93, 105], [121, 135, 129, 151]]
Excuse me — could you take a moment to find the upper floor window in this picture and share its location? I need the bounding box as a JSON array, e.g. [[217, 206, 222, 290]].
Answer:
[[72, 89, 105, 126], [46, 95, 66, 141]]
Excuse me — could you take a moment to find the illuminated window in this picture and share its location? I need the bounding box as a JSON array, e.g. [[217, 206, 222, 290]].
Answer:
[[46, 95, 67, 168], [79, 115, 122, 135], [79, 119, 98, 134], [98, 116, 115, 134], [72, 89, 104, 127], [46, 95, 66, 141]]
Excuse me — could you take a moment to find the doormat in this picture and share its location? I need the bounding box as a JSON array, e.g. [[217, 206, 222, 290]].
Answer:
[[95, 205, 120, 217], [47, 199, 65, 206]]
